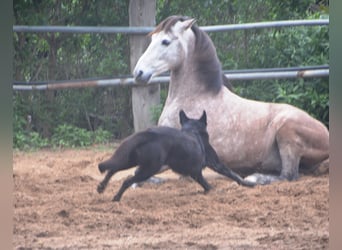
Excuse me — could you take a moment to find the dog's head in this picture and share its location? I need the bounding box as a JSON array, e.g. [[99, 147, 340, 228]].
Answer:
[[179, 110, 208, 140]]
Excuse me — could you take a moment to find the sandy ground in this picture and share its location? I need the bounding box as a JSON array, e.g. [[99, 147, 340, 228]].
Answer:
[[13, 145, 329, 249]]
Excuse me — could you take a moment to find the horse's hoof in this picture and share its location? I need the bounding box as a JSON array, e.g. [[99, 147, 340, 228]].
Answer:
[[147, 176, 165, 185], [244, 173, 276, 185], [240, 179, 256, 188], [244, 175, 258, 184]]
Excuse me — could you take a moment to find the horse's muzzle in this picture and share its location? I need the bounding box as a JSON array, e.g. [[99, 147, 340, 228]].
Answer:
[[134, 70, 152, 84]]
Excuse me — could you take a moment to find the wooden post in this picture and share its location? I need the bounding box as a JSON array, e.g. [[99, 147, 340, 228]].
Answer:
[[129, 0, 159, 132]]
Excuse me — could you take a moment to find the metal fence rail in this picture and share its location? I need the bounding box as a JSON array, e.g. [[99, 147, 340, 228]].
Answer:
[[13, 66, 329, 91], [13, 19, 329, 91], [13, 19, 329, 34]]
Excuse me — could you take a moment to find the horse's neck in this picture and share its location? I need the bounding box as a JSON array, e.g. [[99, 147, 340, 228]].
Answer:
[[168, 59, 220, 100], [168, 67, 199, 99]]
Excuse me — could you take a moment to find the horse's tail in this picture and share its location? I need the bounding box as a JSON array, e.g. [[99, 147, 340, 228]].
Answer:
[[98, 132, 149, 173], [205, 145, 254, 187]]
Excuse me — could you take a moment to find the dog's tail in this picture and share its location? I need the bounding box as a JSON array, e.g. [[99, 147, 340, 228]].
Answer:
[[98, 159, 114, 173], [206, 145, 255, 187]]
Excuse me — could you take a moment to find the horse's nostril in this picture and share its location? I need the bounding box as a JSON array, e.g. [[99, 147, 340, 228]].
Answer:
[[134, 70, 151, 83], [137, 70, 143, 78]]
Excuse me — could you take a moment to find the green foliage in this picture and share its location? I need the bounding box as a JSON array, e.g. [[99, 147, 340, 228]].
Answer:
[[51, 124, 92, 148], [12, 93, 50, 150], [51, 124, 112, 148], [231, 10, 329, 127], [13, 124, 112, 150], [93, 128, 112, 144], [13, 0, 132, 147], [273, 80, 329, 125], [14, 131, 49, 151], [150, 104, 164, 124], [150, 86, 168, 123]]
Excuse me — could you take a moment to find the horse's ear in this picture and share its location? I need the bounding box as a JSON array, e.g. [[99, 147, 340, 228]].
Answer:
[[179, 110, 189, 125], [200, 110, 207, 125], [181, 18, 196, 31]]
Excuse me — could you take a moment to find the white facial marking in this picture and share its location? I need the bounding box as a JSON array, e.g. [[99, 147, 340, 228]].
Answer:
[[133, 20, 195, 83]]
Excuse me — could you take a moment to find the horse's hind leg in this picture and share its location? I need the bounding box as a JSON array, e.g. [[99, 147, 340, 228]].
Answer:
[[245, 127, 301, 185], [245, 148, 301, 185]]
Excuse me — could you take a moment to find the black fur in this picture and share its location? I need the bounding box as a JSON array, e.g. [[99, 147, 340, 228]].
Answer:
[[97, 110, 254, 202]]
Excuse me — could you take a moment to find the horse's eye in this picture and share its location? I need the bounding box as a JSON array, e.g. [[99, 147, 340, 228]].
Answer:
[[161, 39, 171, 46]]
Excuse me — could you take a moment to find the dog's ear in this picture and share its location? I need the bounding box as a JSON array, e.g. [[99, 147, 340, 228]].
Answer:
[[179, 110, 189, 125], [200, 110, 207, 125]]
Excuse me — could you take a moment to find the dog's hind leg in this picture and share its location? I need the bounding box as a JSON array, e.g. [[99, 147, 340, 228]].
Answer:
[[97, 160, 136, 194], [113, 164, 161, 202], [97, 169, 115, 194]]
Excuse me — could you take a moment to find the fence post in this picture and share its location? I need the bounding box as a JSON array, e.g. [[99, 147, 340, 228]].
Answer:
[[129, 0, 159, 132]]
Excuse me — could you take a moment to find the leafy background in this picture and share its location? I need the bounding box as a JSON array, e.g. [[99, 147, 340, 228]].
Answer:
[[13, 0, 329, 149]]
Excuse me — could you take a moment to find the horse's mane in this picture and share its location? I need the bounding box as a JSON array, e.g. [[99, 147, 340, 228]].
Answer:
[[151, 16, 233, 93], [150, 16, 187, 35]]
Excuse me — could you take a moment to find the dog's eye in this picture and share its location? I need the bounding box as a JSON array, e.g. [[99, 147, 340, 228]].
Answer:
[[161, 39, 171, 46]]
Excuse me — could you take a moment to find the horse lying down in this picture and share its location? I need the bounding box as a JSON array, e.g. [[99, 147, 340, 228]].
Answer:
[[97, 110, 254, 201]]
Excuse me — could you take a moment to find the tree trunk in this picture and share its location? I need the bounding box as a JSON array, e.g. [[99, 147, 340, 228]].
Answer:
[[129, 0, 159, 132]]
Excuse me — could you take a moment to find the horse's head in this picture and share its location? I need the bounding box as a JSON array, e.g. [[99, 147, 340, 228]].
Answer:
[[133, 16, 196, 84]]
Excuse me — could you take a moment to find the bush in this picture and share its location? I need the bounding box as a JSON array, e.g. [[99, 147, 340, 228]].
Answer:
[[14, 131, 49, 151], [51, 124, 112, 148], [51, 124, 92, 148], [93, 128, 112, 144]]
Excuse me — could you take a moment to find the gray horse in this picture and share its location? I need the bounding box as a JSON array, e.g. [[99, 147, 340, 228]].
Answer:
[[133, 16, 329, 185]]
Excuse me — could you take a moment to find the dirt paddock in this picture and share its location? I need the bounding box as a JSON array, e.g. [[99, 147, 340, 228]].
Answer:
[[13, 146, 329, 249]]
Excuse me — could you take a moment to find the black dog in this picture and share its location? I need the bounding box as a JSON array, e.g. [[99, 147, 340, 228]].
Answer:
[[97, 110, 254, 201]]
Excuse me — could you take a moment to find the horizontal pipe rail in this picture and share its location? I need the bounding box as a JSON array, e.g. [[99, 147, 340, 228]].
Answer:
[[13, 19, 329, 34], [13, 65, 329, 85], [13, 19, 329, 91], [13, 69, 329, 91], [201, 19, 329, 32], [13, 26, 153, 34]]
